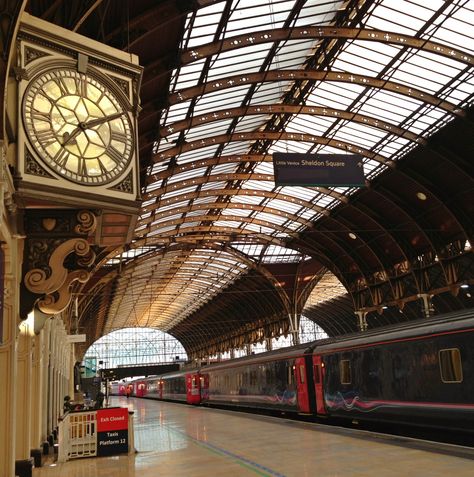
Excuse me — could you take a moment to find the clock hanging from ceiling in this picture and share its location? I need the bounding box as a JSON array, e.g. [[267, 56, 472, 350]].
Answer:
[[15, 13, 143, 213]]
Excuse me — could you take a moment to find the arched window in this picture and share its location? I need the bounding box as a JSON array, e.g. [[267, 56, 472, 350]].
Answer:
[[83, 328, 188, 373]]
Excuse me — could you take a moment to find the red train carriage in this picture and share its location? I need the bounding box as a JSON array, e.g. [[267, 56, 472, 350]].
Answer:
[[187, 372, 201, 404], [159, 370, 201, 404]]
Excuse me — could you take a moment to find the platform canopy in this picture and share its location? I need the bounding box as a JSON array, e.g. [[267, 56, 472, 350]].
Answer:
[[15, 0, 474, 358]]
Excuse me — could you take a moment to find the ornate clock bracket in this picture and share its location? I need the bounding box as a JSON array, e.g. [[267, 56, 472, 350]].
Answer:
[[21, 209, 98, 318]]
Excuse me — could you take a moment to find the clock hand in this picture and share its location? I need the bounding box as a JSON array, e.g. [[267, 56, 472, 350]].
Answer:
[[62, 127, 81, 146], [61, 111, 124, 146], [81, 111, 124, 129]]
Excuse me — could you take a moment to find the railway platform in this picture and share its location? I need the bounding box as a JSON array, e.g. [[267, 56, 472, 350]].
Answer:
[[33, 396, 474, 477]]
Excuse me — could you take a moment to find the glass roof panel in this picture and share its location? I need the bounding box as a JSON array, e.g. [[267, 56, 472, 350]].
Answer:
[[167, 167, 208, 183], [210, 162, 240, 174]]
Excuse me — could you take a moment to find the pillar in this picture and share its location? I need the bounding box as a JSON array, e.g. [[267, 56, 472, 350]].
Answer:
[[30, 330, 44, 452], [15, 318, 33, 461], [0, 241, 21, 477]]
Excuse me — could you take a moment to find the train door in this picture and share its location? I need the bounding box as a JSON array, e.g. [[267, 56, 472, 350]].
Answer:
[[313, 355, 327, 415], [294, 357, 310, 413], [200, 373, 209, 402], [186, 373, 201, 404], [137, 382, 146, 397]]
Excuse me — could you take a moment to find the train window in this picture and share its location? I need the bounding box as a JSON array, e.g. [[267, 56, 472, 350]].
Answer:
[[314, 365, 321, 384], [288, 364, 294, 385], [439, 348, 463, 383], [299, 365, 305, 383], [339, 360, 352, 384]]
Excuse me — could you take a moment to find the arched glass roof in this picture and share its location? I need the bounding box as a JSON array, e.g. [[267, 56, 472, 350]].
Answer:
[[102, 0, 473, 338], [24, 0, 472, 358]]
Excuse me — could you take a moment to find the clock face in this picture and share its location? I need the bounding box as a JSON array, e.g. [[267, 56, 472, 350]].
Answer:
[[22, 67, 134, 185]]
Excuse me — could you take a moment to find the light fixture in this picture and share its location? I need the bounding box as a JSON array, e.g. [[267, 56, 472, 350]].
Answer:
[[416, 192, 427, 201], [348, 232, 357, 240], [460, 284, 469, 289]]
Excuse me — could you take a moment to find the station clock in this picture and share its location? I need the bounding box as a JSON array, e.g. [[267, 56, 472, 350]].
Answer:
[[15, 13, 143, 224]]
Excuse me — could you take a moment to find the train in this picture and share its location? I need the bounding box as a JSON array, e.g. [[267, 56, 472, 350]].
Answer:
[[111, 309, 474, 434]]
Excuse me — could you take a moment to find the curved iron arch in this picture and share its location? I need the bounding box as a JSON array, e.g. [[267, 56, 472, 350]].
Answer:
[[179, 26, 474, 68]]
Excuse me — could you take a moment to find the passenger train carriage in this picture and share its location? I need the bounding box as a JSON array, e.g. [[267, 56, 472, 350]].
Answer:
[[112, 310, 474, 434], [200, 343, 313, 413], [314, 311, 474, 432]]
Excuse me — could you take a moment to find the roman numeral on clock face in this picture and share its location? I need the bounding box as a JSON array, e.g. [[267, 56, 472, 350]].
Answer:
[[78, 158, 88, 177], [31, 110, 51, 122], [53, 148, 70, 168], [35, 128, 57, 148], [106, 146, 123, 165], [110, 131, 128, 143]]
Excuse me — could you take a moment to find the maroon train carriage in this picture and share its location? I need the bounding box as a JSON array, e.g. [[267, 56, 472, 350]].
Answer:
[[200, 343, 313, 414], [313, 309, 474, 433]]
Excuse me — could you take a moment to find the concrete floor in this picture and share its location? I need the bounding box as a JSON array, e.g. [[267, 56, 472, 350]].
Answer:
[[34, 396, 474, 476]]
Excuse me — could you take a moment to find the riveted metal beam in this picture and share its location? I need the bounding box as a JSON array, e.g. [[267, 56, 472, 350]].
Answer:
[[167, 70, 462, 116], [154, 131, 388, 163]]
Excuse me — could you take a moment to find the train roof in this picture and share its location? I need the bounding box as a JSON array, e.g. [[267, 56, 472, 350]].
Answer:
[[127, 311, 473, 380], [310, 309, 474, 353], [200, 341, 313, 371]]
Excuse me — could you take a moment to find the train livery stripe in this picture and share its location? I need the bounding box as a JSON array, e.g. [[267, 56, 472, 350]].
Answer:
[[325, 395, 474, 413]]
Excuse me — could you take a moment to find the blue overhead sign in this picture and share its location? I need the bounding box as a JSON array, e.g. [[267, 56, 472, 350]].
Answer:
[[273, 153, 365, 187]]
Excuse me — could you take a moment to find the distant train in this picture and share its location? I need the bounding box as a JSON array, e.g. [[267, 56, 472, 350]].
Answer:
[[112, 310, 474, 434]]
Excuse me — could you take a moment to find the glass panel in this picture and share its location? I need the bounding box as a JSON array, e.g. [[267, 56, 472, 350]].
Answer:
[[339, 360, 352, 384], [439, 348, 463, 383]]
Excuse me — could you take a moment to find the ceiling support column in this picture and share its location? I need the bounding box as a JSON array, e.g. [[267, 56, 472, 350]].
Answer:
[[355, 310, 368, 332], [288, 311, 300, 346], [418, 293, 434, 318], [265, 337, 273, 351]]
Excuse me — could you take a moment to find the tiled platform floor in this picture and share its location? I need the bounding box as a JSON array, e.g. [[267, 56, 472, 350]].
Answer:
[[33, 396, 474, 476]]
